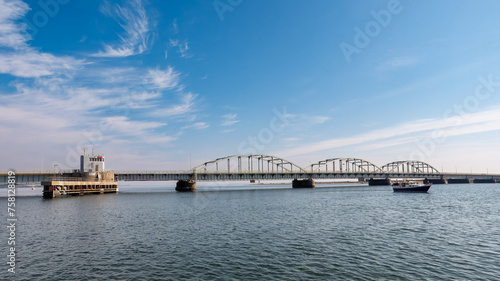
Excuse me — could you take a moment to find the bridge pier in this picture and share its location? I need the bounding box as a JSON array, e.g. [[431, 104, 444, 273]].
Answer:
[[472, 178, 496, 183], [447, 178, 471, 184], [368, 178, 391, 186], [175, 180, 197, 192], [292, 178, 315, 188], [425, 178, 447, 184]]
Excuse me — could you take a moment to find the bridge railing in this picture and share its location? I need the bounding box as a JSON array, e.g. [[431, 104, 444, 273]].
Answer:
[[0, 170, 54, 175], [0, 169, 75, 175], [43, 176, 103, 182], [113, 170, 194, 174], [113, 170, 431, 175]]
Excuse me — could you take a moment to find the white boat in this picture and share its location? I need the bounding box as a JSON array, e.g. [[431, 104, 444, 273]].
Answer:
[[392, 181, 431, 192]]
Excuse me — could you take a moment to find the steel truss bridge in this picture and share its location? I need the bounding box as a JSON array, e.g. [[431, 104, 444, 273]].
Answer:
[[1, 154, 499, 185]]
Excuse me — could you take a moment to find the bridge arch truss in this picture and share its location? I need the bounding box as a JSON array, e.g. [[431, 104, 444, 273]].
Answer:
[[193, 154, 305, 173], [381, 161, 440, 174], [307, 158, 382, 173]]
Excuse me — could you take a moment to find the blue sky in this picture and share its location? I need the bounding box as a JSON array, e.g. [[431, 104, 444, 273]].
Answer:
[[1, 0, 500, 173]]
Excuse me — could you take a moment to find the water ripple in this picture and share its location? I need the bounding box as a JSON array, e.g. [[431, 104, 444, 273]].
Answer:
[[5, 184, 500, 280]]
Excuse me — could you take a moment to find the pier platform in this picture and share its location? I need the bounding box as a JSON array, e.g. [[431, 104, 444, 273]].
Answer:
[[42, 170, 118, 198], [42, 179, 118, 198]]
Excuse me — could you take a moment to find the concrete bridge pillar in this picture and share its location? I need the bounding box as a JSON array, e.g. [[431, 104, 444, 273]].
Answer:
[[447, 178, 471, 184], [292, 178, 315, 188], [368, 178, 391, 186], [424, 178, 447, 184], [472, 178, 496, 183], [175, 180, 197, 192]]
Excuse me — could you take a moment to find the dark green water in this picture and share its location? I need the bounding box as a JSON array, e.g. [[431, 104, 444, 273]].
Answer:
[[2, 183, 500, 280]]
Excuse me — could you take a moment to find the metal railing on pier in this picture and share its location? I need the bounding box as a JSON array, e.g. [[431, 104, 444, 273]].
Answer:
[[47, 176, 101, 182]]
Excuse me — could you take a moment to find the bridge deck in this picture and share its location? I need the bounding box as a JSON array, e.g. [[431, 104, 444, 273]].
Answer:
[[1, 171, 499, 185]]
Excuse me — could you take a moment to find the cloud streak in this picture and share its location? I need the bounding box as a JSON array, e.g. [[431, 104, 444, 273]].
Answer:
[[169, 38, 191, 58], [0, 52, 84, 78], [277, 107, 500, 157], [152, 92, 198, 117], [379, 56, 419, 70], [146, 66, 181, 90], [0, 0, 206, 169], [0, 0, 30, 49], [0, 0, 84, 78], [93, 0, 151, 57], [182, 122, 209, 130], [221, 113, 239, 126]]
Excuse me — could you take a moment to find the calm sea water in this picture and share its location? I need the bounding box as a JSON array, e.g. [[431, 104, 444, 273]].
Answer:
[[2, 183, 500, 280]]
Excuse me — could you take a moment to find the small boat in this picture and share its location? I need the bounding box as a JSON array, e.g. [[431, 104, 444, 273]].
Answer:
[[392, 181, 431, 193]]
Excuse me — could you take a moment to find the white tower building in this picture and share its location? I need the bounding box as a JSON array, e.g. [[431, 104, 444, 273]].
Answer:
[[80, 155, 106, 173]]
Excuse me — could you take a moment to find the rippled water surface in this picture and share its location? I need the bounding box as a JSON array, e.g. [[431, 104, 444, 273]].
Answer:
[[3, 183, 500, 280]]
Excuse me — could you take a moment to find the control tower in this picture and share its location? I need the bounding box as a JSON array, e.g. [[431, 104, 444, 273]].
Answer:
[[80, 154, 106, 173]]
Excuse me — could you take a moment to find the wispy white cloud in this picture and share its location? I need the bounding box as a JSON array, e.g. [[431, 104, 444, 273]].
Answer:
[[0, 0, 84, 78], [152, 92, 198, 117], [0, 0, 30, 49], [358, 136, 423, 151], [11, 82, 124, 113], [0, 79, 178, 160], [360, 118, 500, 151], [104, 116, 166, 134], [169, 38, 179, 47], [0, 0, 205, 169], [146, 66, 181, 90], [283, 137, 300, 143], [80, 65, 143, 85], [93, 0, 151, 57], [178, 41, 190, 58], [103, 116, 175, 144], [379, 56, 419, 70], [307, 115, 330, 124], [221, 113, 239, 126], [142, 135, 177, 144], [0, 104, 72, 131], [0, 52, 84, 78], [278, 107, 500, 157], [169, 38, 191, 58], [172, 18, 179, 34], [182, 122, 209, 130]]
